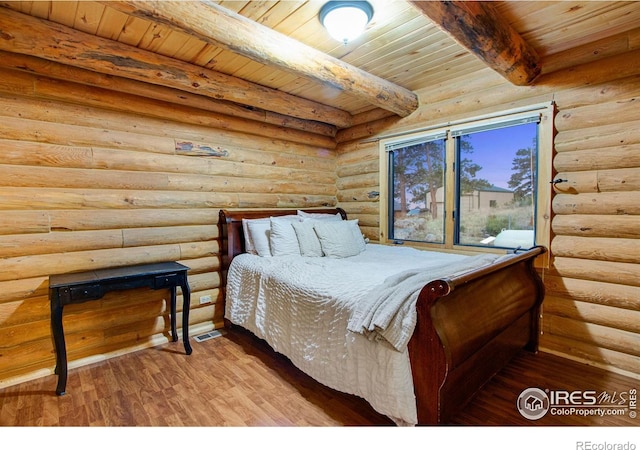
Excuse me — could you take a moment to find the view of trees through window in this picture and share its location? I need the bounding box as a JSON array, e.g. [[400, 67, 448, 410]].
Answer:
[[390, 137, 446, 243], [390, 121, 538, 249]]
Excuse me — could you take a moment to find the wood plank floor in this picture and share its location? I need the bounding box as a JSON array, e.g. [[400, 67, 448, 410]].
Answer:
[[1, 327, 638, 427]]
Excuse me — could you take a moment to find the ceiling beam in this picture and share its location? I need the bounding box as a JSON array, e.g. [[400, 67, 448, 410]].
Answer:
[[409, 1, 541, 86], [0, 6, 352, 128], [100, 1, 419, 118]]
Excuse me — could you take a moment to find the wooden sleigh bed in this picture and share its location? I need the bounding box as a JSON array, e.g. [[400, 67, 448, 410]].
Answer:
[[219, 207, 545, 425]]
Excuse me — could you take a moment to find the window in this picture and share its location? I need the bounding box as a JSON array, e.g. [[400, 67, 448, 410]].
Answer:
[[387, 132, 446, 244], [380, 103, 553, 252]]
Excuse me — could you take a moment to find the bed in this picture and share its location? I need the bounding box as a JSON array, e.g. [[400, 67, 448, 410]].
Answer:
[[219, 208, 545, 425]]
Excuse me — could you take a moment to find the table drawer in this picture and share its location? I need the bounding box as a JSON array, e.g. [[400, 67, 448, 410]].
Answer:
[[68, 284, 104, 302], [154, 273, 178, 289]]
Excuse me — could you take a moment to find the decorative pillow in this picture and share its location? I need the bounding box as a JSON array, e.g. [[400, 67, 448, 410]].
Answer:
[[291, 220, 323, 257], [297, 210, 343, 221], [246, 220, 272, 257], [242, 218, 270, 255], [313, 219, 367, 258], [243, 215, 299, 256], [269, 217, 302, 256]]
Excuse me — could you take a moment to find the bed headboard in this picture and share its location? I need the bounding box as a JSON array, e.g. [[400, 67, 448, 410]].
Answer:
[[218, 208, 347, 266]]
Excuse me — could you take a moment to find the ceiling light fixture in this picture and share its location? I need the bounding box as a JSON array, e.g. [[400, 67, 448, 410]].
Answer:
[[319, 1, 374, 45]]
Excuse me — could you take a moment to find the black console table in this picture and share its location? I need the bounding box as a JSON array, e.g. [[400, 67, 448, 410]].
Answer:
[[49, 262, 192, 395]]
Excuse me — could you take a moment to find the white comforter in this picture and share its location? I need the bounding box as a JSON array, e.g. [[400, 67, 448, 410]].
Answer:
[[224, 244, 492, 426]]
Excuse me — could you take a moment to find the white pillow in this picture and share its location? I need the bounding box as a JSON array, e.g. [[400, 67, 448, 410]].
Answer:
[[242, 218, 270, 254], [246, 220, 272, 257], [291, 220, 323, 257], [242, 215, 299, 256], [269, 217, 301, 256], [313, 219, 366, 258], [297, 210, 343, 221]]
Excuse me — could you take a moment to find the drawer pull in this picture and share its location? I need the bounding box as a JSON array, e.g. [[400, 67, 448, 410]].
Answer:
[[154, 274, 178, 289], [69, 284, 104, 302]]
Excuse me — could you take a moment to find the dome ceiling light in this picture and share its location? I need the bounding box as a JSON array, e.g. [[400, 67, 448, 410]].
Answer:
[[319, 1, 374, 45]]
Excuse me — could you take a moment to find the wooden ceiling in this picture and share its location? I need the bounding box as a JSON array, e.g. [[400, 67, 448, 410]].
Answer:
[[1, 1, 639, 127]]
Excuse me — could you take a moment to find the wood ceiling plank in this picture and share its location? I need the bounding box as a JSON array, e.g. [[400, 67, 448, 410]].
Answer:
[[116, 15, 152, 47], [236, 1, 278, 21], [216, 1, 249, 14], [496, 0, 559, 23], [399, 58, 486, 88], [522, 1, 619, 38], [353, 22, 445, 76], [208, 49, 255, 75], [231, 59, 273, 81], [73, 2, 106, 35], [338, 14, 433, 65], [532, 5, 640, 55], [49, 1, 78, 27], [192, 45, 225, 68], [269, 0, 322, 37], [253, 0, 306, 29], [154, 30, 194, 59], [172, 37, 209, 63], [496, 2, 640, 56], [371, 41, 471, 84], [100, 1, 418, 117], [96, 5, 128, 40], [5, 1, 34, 14], [541, 29, 634, 75], [288, 76, 343, 99], [24, 0, 50, 19], [137, 22, 173, 54], [260, 70, 301, 92]]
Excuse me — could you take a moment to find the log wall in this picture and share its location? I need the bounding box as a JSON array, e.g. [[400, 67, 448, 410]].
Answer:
[[0, 64, 336, 387], [336, 32, 640, 379]]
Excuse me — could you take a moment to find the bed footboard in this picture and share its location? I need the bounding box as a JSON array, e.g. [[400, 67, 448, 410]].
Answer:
[[408, 246, 545, 425]]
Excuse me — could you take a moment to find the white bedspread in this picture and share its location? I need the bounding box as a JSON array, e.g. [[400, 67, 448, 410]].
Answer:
[[224, 244, 483, 426]]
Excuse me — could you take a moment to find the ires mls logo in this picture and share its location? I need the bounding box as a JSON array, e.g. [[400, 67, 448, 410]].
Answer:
[[517, 387, 637, 420], [517, 387, 550, 420]]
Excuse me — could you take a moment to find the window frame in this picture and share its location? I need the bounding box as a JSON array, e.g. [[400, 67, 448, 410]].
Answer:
[[379, 102, 554, 256]]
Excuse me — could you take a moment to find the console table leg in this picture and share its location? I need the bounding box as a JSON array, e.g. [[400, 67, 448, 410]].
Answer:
[[170, 286, 178, 342], [50, 289, 67, 396], [181, 279, 192, 355]]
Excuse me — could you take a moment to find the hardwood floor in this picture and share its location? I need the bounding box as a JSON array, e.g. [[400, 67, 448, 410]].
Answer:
[[1, 327, 638, 428]]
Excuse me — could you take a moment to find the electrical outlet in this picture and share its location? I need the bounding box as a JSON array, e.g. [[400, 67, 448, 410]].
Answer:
[[199, 294, 212, 305]]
